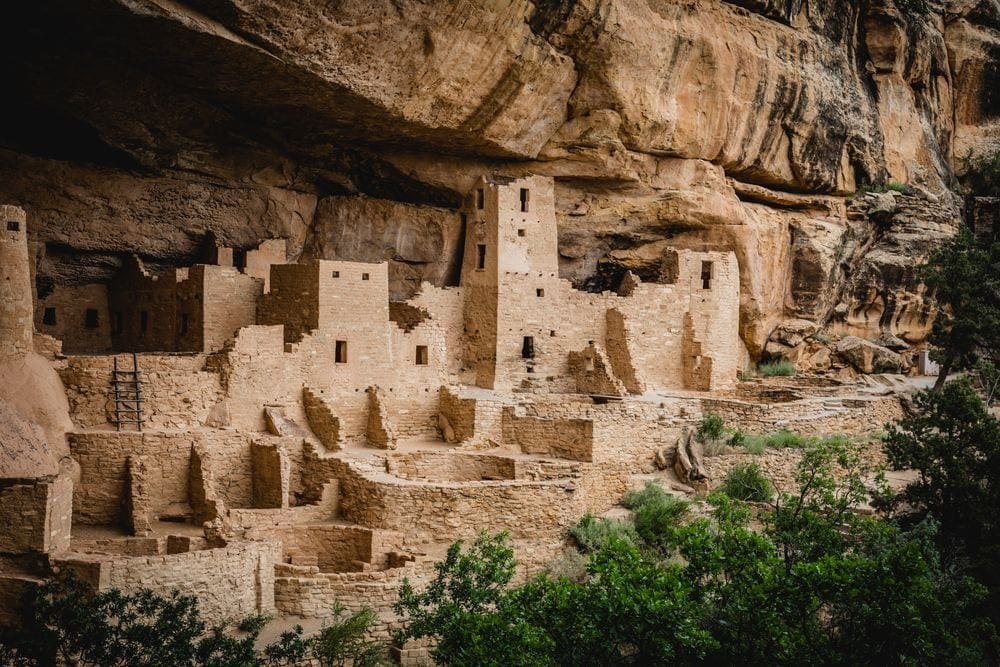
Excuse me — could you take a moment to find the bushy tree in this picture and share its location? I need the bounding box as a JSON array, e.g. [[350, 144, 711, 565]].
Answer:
[[921, 227, 1000, 389], [0, 573, 385, 667], [396, 439, 996, 665]]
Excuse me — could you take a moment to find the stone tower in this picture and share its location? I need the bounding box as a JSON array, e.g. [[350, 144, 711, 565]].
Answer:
[[460, 175, 558, 388], [0, 205, 33, 361]]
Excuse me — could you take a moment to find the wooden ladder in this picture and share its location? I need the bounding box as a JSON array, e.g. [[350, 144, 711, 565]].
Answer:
[[112, 352, 144, 431]]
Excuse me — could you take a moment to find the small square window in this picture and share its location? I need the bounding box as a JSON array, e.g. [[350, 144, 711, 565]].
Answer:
[[332, 271, 340, 278], [517, 229, 526, 237], [415, 345, 429, 365], [42, 307, 56, 326], [6, 221, 19, 232], [362, 273, 370, 281], [536, 288, 544, 297], [550, 330, 556, 337], [335, 340, 348, 363], [84, 308, 99, 329]]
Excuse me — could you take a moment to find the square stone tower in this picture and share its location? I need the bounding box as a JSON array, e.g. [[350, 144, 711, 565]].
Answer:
[[0, 205, 33, 361], [460, 175, 558, 388]]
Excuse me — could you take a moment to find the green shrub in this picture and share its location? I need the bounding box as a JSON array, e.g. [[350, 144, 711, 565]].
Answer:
[[727, 429, 746, 448], [741, 437, 767, 455], [720, 462, 774, 502], [697, 412, 726, 442], [757, 360, 796, 377], [961, 149, 1000, 197], [766, 429, 810, 448], [569, 513, 639, 553], [622, 483, 690, 548], [886, 181, 910, 193]]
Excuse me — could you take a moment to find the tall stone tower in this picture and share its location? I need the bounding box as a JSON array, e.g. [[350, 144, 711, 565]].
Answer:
[[0, 205, 33, 361], [460, 175, 558, 388]]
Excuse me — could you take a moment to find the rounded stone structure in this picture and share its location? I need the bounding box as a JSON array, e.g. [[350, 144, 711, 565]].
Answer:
[[0, 205, 32, 361]]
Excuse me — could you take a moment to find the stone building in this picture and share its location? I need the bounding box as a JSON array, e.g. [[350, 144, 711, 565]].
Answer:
[[0, 205, 33, 361]]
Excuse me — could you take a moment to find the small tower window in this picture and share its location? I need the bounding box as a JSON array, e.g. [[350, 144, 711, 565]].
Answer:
[[536, 288, 544, 297], [521, 336, 535, 359], [332, 271, 340, 278], [84, 309, 99, 329], [6, 221, 19, 232], [701, 261, 713, 290], [415, 345, 429, 365], [140, 311, 148, 335], [517, 229, 526, 237], [476, 244, 486, 270], [335, 340, 348, 363], [42, 307, 56, 326], [476, 188, 485, 209], [362, 272, 370, 281], [520, 188, 529, 212], [179, 313, 189, 336]]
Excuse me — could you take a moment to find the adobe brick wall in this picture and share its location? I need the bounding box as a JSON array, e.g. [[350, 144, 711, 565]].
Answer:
[[35, 284, 112, 354], [0, 472, 72, 553]]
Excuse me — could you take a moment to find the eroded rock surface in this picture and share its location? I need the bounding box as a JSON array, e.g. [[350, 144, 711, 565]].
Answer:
[[0, 0, 996, 354]]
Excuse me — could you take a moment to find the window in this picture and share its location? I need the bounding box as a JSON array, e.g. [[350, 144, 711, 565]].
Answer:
[[550, 330, 556, 337], [701, 261, 713, 290], [415, 345, 429, 365], [362, 273, 370, 281], [84, 308, 99, 329], [42, 307, 56, 326], [140, 311, 148, 335], [332, 271, 340, 278], [521, 336, 535, 360], [476, 188, 485, 210], [585, 356, 595, 372], [520, 188, 529, 212], [179, 313, 189, 336], [460, 213, 467, 227], [335, 340, 348, 363], [536, 288, 544, 297], [517, 228, 526, 237], [476, 244, 486, 270], [112, 311, 123, 335], [6, 221, 19, 232]]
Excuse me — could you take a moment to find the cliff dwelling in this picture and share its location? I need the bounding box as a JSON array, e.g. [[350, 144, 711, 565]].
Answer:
[[0, 0, 996, 662]]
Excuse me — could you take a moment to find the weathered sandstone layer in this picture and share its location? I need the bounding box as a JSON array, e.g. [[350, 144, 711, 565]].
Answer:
[[0, 0, 997, 357]]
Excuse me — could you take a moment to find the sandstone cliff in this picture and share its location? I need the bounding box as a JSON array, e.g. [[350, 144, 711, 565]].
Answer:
[[1, 0, 997, 359]]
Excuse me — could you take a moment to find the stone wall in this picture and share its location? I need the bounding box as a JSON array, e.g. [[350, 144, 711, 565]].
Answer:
[[0, 473, 72, 553], [0, 205, 32, 361], [56, 540, 279, 624], [60, 353, 224, 430], [501, 409, 594, 461], [701, 395, 903, 436], [385, 451, 516, 482], [35, 283, 113, 354]]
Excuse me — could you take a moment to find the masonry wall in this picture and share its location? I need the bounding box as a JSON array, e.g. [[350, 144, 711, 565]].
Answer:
[[60, 353, 224, 429], [0, 205, 32, 361], [57, 540, 279, 624], [0, 473, 72, 553], [69, 430, 303, 526], [701, 395, 903, 437], [108, 257, 179, 352], [177, 264, 262, 352], [501, 410, 594, 461], [35, 284, 112, 354], [385, 451, 517, 482]]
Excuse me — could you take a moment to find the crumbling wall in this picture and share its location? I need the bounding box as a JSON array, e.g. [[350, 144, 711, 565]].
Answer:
[[437, 386, 476, 443], [251, 439, 290, 509], [302, 387, 342, 451], [567, 342, 627, 396], [605, 309, 644, 394], [365, 386, 397, 449]]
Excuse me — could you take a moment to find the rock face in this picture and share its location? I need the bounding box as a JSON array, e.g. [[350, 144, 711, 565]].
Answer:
[[0, 0, 996, 357]]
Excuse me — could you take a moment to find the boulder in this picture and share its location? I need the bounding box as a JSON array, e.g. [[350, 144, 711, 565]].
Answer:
[[836, 336, 903, 374]]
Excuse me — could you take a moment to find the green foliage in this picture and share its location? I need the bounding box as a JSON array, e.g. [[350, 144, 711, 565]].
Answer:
[[719, 462, 774, 502], [696, 411, 725, 442], [0, 572, 384, 667], [568, 513, 639, 553], [961, 149, 1000, 197], [885, 379, 1000, 565], [855, 180, 914, 196], [727, 428, 747, 448], [312, 602, 388, 667], [921, 226, 1000, 384], [621, 482, 691, 549], [757, 360, 796, 376], [398, 440, 997, 664]]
